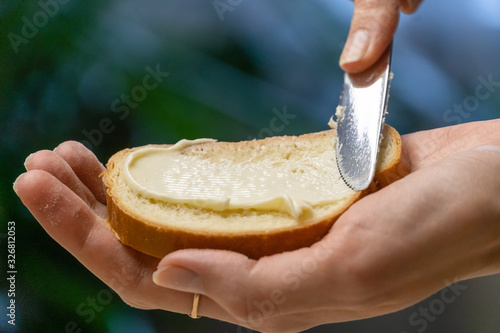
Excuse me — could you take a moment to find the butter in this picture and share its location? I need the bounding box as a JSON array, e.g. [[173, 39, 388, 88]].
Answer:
[[124, 138, 354, 219]]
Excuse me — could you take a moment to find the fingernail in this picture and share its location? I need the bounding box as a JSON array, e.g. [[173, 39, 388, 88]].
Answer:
[[24, 153, 34, 171], [401, 0, 413, 13], [340, 29, 370, 66], [473, 145, 500, 154], [406, 0, 416, 10], [153, 265, 203, 293], [13, 174, 23, 194]]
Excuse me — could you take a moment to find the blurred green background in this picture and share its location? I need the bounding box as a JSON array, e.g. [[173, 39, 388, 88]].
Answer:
[[1, 0, 500, 332]]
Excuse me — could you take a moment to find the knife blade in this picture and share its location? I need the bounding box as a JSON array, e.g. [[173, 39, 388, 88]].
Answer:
[[335, 44, 393, 191]]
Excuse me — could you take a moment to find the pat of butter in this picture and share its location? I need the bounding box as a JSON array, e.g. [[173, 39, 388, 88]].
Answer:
[[124, 139, 354, 218]]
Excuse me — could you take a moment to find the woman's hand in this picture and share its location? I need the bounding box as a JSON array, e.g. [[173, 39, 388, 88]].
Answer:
[[14, 119, 500, 332], [340, 0, 423, 73]]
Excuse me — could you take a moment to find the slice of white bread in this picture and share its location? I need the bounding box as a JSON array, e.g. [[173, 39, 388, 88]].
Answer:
[[102, 125, 407, 259]]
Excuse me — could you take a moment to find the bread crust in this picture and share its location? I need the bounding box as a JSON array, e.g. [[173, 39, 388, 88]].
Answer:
[[102, 125, 407, 259]]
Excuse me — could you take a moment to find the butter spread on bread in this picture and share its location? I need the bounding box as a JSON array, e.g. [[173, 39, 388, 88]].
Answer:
[[123, 138, 355, 219], [102, 125, 406, 259]]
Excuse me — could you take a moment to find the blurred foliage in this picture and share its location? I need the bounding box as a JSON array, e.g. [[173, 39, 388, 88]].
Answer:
[[1, 0, 499, 332]]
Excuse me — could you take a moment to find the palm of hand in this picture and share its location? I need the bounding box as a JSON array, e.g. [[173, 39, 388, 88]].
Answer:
[[15, 119, 500, 332]]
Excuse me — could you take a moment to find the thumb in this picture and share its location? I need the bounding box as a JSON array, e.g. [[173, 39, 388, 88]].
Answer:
[[152, 243, 342, 326], [400, 0, 423, 14], [153, 249, 254, 297], [340, 0, 400, 73]]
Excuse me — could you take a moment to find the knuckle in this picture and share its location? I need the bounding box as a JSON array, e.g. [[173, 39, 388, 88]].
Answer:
[[106, 260, 156, 310], [73, 207, 99, 253]]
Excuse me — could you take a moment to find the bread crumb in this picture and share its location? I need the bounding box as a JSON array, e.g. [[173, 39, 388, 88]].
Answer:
[[328, 116, 337, 129], [335, 105, 346, 122]]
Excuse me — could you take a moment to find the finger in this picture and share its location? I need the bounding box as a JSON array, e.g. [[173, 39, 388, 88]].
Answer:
[[14, 170, 109, 259], [400, 0, 423, 14], [402, 119, 500, 171], [340, 0, 400, 73], [331, 145, 500, 308], [153, 242, 364, 330], [24, 149, 106, 218], [53, 141, 107, 205], [152, 142, 500, 330], [13, 170, 232, 321]]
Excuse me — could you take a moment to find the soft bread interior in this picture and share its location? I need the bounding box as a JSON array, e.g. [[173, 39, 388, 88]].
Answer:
[[104, 127, 398, 236]]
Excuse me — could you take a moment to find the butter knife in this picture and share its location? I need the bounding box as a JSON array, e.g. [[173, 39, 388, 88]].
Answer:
[[336, 44, 393, 191]]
